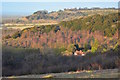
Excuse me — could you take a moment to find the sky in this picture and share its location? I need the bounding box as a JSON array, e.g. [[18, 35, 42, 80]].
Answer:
[[2, 2, 119, 16], [1, 0, 120, 2]]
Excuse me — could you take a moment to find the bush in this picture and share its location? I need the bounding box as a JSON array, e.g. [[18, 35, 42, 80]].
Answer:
[[91, 39, 99, 53], [83, 43, 91, 52], [12, 31, 21, 39], [4, 35, 11, 39], [2, 46, 120, 76]]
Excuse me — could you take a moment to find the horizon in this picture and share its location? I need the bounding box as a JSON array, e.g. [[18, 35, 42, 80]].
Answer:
[[2, 2, 118, 16]]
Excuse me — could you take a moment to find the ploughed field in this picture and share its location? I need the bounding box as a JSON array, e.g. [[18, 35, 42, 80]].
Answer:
[[7, 69, 120, 78]]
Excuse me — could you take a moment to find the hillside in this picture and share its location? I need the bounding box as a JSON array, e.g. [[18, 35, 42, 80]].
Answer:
[[2, 13, 119, 54], [2, 8, 118, 24], [60, 13, 118, 37], [21, 8, 118, 23]]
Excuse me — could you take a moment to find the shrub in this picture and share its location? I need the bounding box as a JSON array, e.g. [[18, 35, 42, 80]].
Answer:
[[12, 31, 21, 39], [91, 39, 99, 53], [83, 43, 91, 52], [4, 35, 11, 39]]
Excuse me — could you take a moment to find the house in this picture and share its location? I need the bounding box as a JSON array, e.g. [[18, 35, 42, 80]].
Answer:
[[74, 50, 86, 56], [72, 44, 85, 56]]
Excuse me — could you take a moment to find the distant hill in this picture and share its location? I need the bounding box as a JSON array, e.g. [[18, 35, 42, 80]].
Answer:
[[21, 10, 85, 22], [2, 8, 118, 24], [21, 8, 118, 23]]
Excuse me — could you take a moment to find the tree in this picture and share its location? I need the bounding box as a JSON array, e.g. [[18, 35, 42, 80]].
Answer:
[[91, 39, 99, 53], [4, 35, 11, 39], [12, 31, 21, 39]]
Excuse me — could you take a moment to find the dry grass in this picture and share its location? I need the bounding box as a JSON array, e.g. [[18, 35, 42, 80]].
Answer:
[[6, 69, 119, 78], [3, 22, 58, 30]]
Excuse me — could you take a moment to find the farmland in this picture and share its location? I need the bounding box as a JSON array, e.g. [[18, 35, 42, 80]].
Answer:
[[3, 22, 58, 30]]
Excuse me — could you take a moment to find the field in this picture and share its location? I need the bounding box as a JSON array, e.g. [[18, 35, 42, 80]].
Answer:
[[6, 69, 120, 78], [3, 22, 58, 30]]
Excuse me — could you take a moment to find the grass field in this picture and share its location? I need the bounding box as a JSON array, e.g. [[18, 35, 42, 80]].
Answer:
[[6, 69, 120, 78], [3, 22, 58, 30]]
